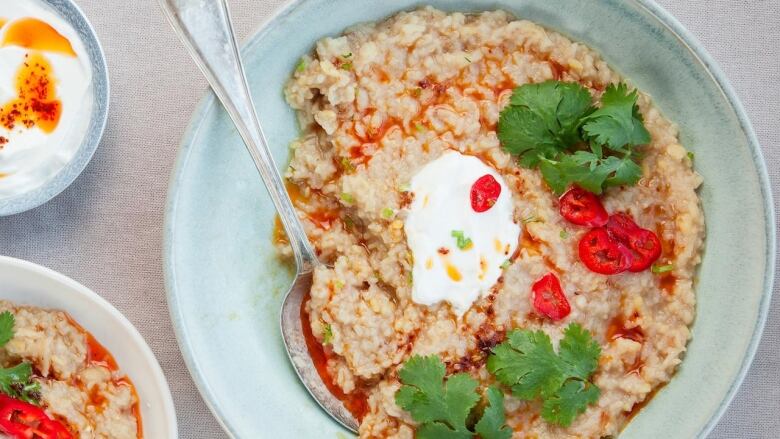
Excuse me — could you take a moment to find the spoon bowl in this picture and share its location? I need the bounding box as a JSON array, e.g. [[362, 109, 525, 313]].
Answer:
[[280, 272, 359, 431]]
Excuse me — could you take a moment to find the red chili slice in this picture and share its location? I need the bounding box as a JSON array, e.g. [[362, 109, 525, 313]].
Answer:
[[559, 186, 609, 227], [471, 174, 502, 213], [578, 228, 633, 275], [531, 273, 571, 320], [603, 212, 640, 240], [605, 213, 662, 272], [0, 394, 72, 439]]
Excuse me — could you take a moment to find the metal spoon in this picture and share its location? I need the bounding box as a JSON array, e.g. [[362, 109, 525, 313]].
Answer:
[[159, 0, 359, 433]]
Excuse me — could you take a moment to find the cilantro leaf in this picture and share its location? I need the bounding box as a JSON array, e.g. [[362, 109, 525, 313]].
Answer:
[[602, 155, 642, 187], [581, 83, 650, 151], [0, 312, 42, 405], [395, 355, 511, 439], [499, 81, 593, 166], [487, 330, 564, 400], [557, 324, 601, 380], [0, 311, 14, 347], [537, 149, 642, 195], [487, 323, 601, 427], [417, 423, 472, 439], [542, 380, 600, 427], [0, 362, 41, 405], [498, 81, 649, 195], [439, 374, 481, 431], [498, 105, 561, 167], [508, 81, 593, 148], [539, 154, 609, 194], [474, 387, 512, 439], [396, 356, 478, 434]]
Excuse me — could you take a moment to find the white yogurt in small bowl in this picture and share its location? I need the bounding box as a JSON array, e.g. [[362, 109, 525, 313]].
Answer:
[[0, 0, 107, 215]]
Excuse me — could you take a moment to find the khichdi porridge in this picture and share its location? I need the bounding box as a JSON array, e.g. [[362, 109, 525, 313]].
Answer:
[[278, 7, 703, 438], [0, 301, 141, 439]]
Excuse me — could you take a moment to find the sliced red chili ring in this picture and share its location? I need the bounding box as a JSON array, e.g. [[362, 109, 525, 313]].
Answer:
[[606, 213, 662, 272], [559, 186, 609, 227], [0, 394, 72, 439], [531, 272, 571, 320], [470, 174, 502, 213], [578, 228, 633, 275], [625, 228, 662, 272], [604, 212, 639, 241]]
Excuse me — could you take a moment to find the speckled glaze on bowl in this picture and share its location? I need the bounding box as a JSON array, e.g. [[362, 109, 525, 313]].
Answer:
[[0, 0, 109, 216], [163, 0, 775, 437]]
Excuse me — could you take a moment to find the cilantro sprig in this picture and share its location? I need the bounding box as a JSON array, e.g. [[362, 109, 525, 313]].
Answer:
[[487, 323, 601, 427], [498, 80, 650, 194], [0, 311, 41, 404], [0, 311, 14, 347], [395, 355, 511, 439]]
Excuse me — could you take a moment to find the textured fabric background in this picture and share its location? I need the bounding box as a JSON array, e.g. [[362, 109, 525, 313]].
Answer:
[[0, 0, 776, 437]]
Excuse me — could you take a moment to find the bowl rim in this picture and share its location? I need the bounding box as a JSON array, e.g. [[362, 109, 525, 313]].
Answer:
[[0, 0, 110, 216], [163, 0, 776, 437], [631, 1, 775, 435], [0, 255, 179, 438]]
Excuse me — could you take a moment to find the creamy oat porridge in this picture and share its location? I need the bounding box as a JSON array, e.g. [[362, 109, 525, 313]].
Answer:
[[0, 301, 141, 439], [279, 7, 703, 438]]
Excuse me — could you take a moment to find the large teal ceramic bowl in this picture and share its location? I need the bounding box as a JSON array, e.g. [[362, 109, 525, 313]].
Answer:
[[164, 0, 775, 437]]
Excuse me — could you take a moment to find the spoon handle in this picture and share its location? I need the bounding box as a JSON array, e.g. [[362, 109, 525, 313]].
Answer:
[[159, 0, 318, 273]]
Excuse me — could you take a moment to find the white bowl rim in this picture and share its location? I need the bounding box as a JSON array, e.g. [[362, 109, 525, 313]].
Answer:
[[0, 255, 179, 438], [163, 0, 777, 438]]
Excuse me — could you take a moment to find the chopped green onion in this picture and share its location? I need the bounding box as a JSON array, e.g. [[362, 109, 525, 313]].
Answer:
[[343, 215, 355, 231], [340, 157, 356, 173], [381, 207, 394, 219], [295, 59, 306, 72], [333, 280, 345, 290], [342, 52, 353, 58], [341, 62, 353, 71], [340, 192, 355, 204], [398, 183, 411, 193], [407, 272, 413, 285], [651, 264, 675, 274], [500, 260, 511, 270], [560, 230, 569, 240], [451, 230, 473, 250], [687, 151, 695, 161], [414, 123, 426, 132], [322, 324, 333, 344], [411, 87, 422, 97]]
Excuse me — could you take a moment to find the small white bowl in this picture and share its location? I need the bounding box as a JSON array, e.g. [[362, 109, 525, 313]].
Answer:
[[0, 256, 177, 438], [0, 0, 109, 216]]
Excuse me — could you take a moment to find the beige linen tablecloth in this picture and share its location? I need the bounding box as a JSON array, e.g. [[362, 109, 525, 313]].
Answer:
[[0, 0, 777, 437]]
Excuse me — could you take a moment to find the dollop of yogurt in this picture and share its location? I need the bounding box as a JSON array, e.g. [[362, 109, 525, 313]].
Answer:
[[405, 151, 520, 315], [0, 0, 93, 198]]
